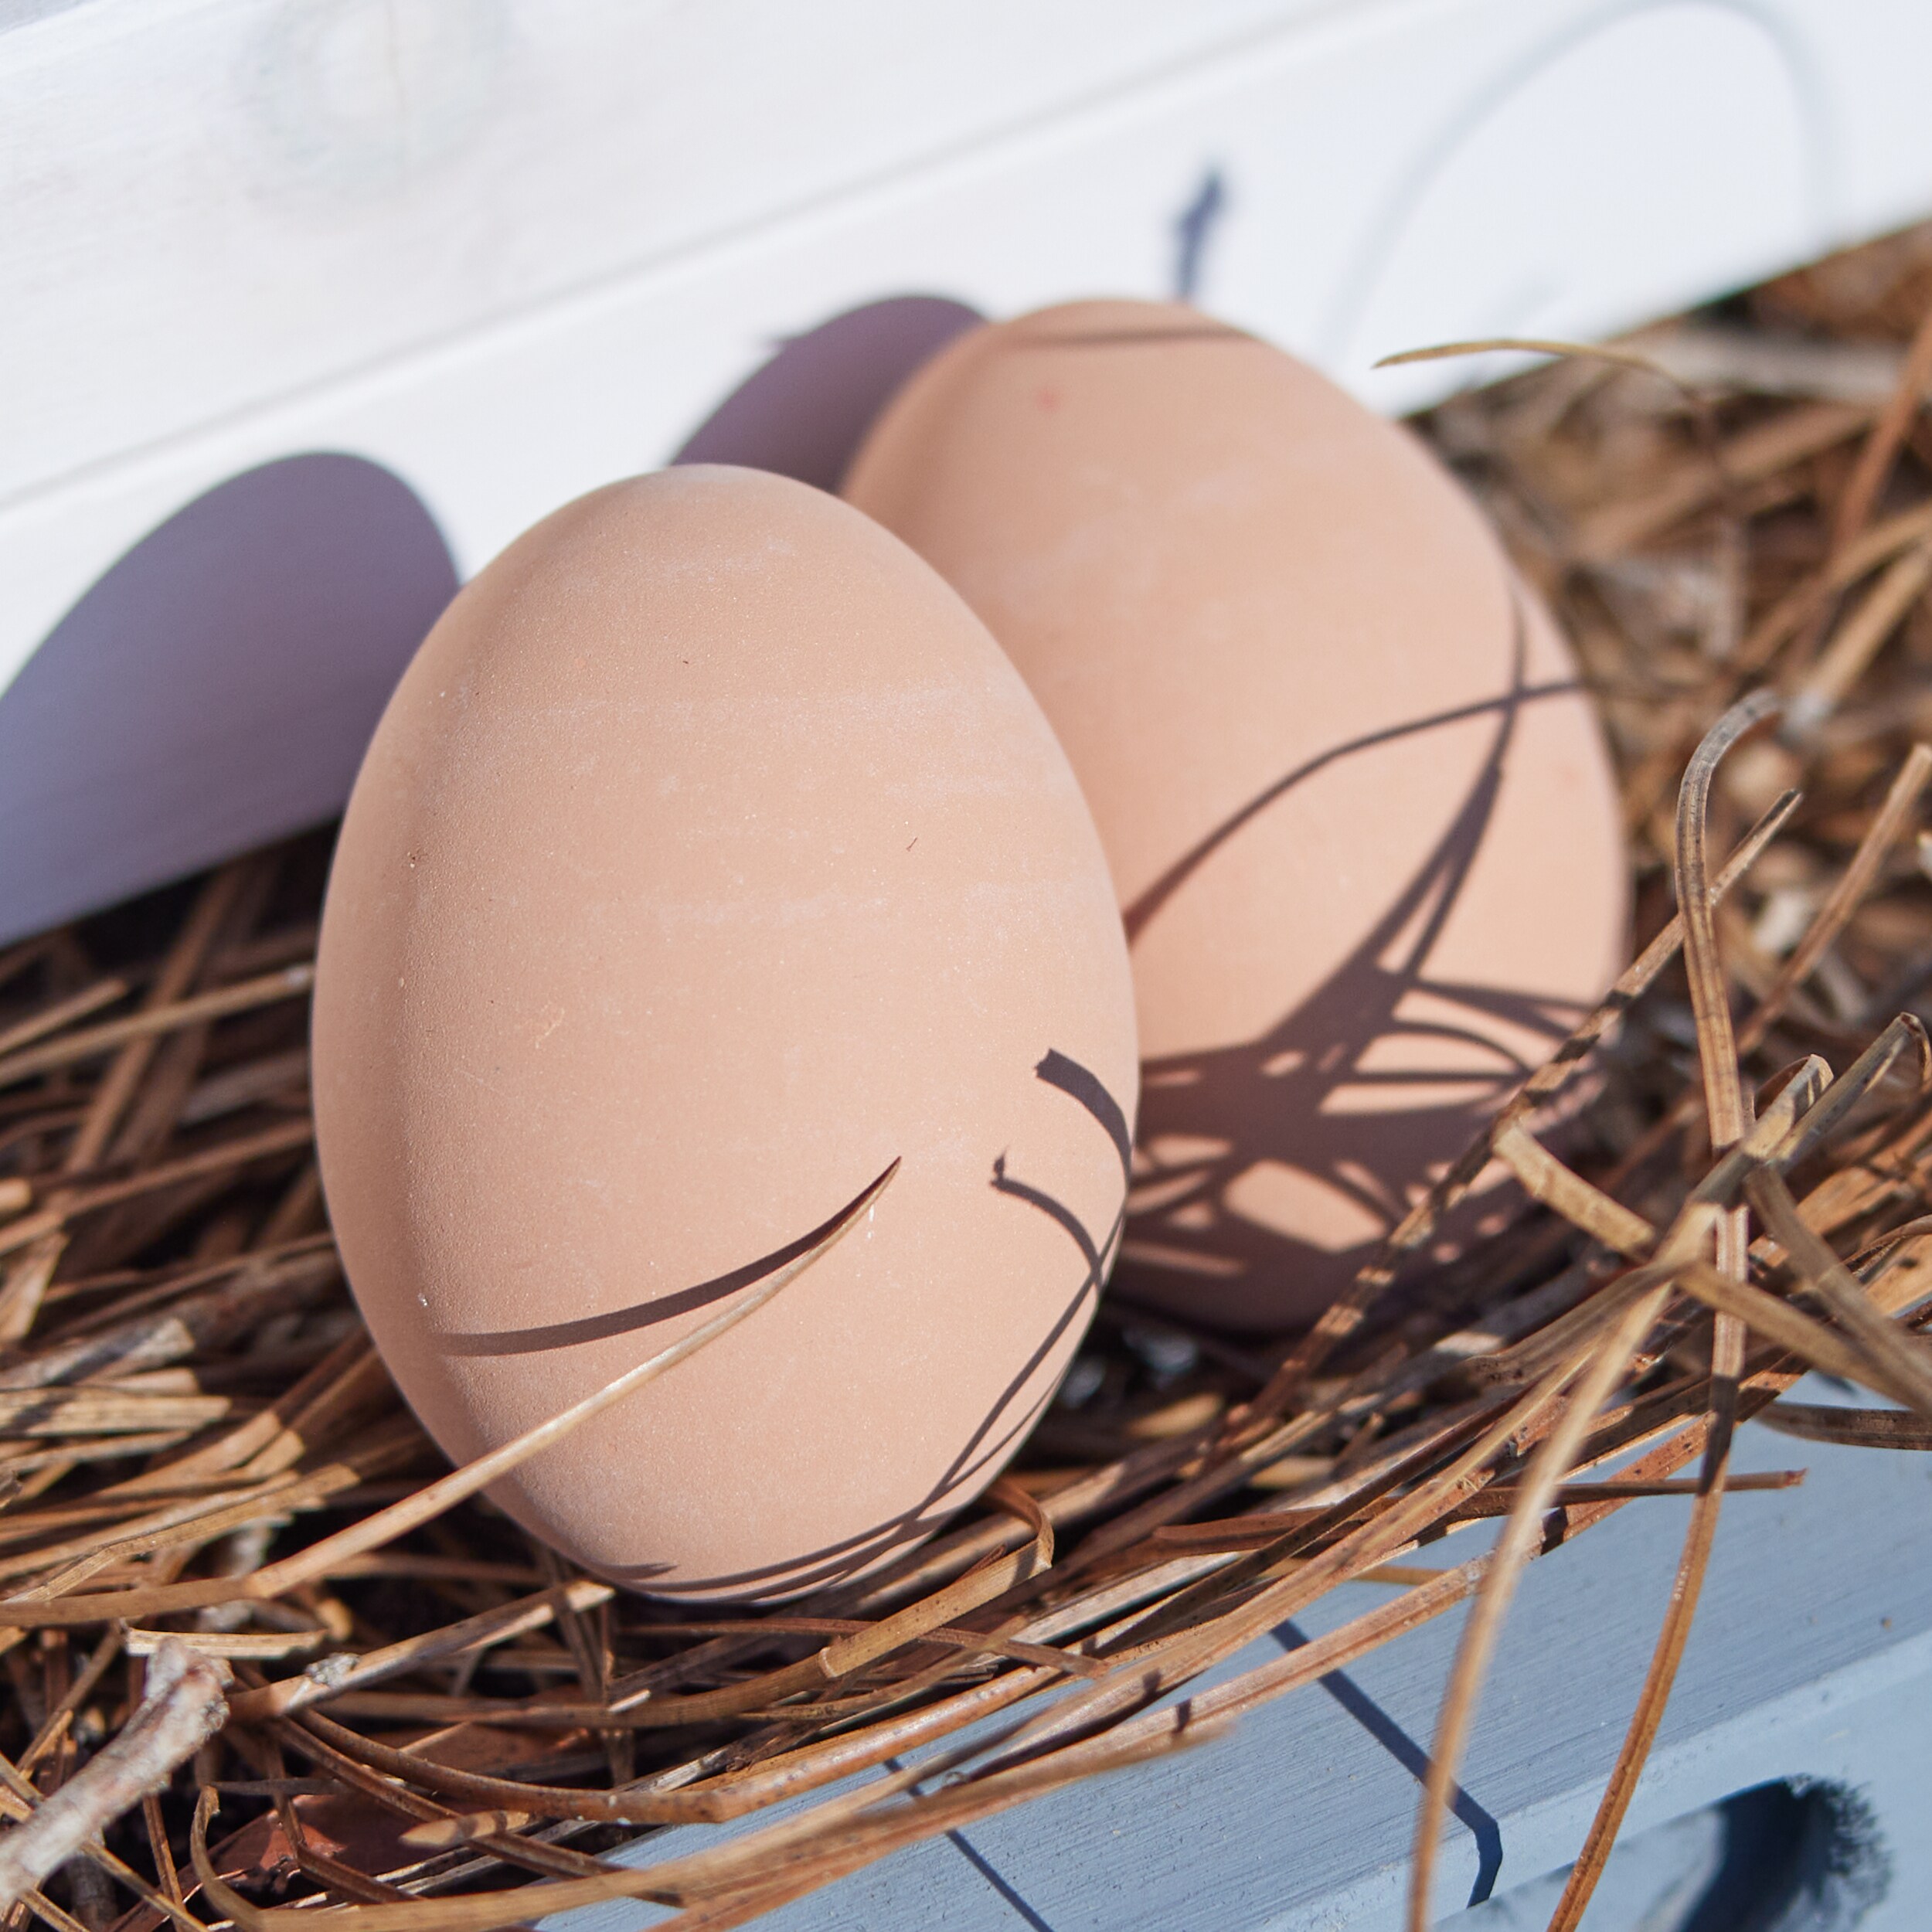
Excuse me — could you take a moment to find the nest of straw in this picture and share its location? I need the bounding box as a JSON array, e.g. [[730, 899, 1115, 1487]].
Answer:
[[7, 221, 1932, 1932]]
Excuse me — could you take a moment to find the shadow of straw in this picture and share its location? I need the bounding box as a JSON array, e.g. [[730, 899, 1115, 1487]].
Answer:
[[1273, 1617, 1504, 1908], [1116, 597, 1594, 1328], [590, 1049, 1133, 1598]]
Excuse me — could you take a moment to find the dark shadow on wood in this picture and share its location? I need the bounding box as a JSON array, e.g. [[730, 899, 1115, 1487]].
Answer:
[[944, 1828, 1059, 1932], [1274, 1617, 1504, 1909], [879, 1754, 1060, 1932], [1684, 1779, 1889, 1932], [1172, 166, 1228, 302]]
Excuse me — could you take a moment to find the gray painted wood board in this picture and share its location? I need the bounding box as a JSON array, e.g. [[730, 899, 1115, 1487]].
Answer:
[[546, 1386, 1932, 1929]]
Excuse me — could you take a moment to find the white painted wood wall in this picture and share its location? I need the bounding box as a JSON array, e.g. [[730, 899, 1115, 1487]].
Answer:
[[5, 0, 1931, 938]]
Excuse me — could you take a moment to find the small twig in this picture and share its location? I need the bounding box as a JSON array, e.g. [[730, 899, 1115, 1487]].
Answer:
[[0, 964, 313, 1094], [0, 983, 131, 1069], [0, 1118, 315, 1263], [1784, 547, 1932, 740], [0, 1160, 898, 1626], [0, 1640, 226, 1909], [1830, 293, 1932, 554]]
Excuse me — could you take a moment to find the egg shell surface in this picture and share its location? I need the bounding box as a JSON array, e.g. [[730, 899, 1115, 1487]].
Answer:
[[312, 465, 1138, 1600], [844, 301, 1627, 1330]]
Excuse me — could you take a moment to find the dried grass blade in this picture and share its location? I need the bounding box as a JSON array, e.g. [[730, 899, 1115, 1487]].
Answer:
[[1574, 402, 1870, 560], [124, 1330, 376, 1490], [1679, 694, 1776, 1147], [0, 1159, 896, 1627], [1092, 1396, 1502, 1644], [17, 1625, 123, 1775], [580, 1548, 1064, 1732], [0, 871, 247, 1342], [1737, 744, 1932, 1053], [1150, 1473, 1799, 1548], [0, 1389, 240, 1439], [197, 1724, 1158, 1931], [845, 1429, 1202, 1615], [974, 1368, 1600, 1777], [1786, 549, 1932, 738], [0, 1247, 340, 1393], [612, 1614, 1095, 1676], [1250, 787, 1799, 1419], [1766, 1012, 1930, 1175], [1492, 1121, 1655, 1256], [1675, 1258, 1913, 1397], [0, 964, 313, 1092], [1549, 1311, 1747, 1929], [227, 1580, 615, 1719], [1745, 1165, 1932, 1415], [1376, 336, 1709, 383], [125, 1626, 325, 1660], [1545, 685, 1774, 1931], [0, 982, 130, 1066], [69, 862, 250, 1173], [1543, 1442, 1732, 1932], [1757, 1401, 1932, 1448], [983, 1475, 1053, 1567], [18, 1884, 91, 1932], [814, 1526, 1051, 1682], [0, 1118, 315, 1261], [264, 1711, 604, 1883], [141, 1790, 182, 1913], [0, 1641, 225, 1910], [1829, 292, 1932, 552], [277, 1706, 747, 1826], [1406, 1255, 1685, 1932]]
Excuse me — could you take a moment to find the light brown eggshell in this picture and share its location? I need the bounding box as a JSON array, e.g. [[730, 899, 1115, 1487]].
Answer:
[[312, 465, 1138, 1600], [845, 301, 1627, 1331]]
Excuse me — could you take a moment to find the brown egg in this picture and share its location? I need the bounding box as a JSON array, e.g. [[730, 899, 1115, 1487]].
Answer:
[[312, 466, 1137, 1599], [845, 301, 1625, 1331]]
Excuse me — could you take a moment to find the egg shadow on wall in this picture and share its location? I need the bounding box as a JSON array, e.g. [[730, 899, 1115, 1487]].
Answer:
[[674, 295, 983, 492], [0, 453, 458, 947], [1111, 605, 1597, 1333]]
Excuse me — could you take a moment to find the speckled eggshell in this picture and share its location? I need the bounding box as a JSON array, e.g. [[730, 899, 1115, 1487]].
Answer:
[[312, 466, 1138, 1600], [844, 301, 1627, 1331]]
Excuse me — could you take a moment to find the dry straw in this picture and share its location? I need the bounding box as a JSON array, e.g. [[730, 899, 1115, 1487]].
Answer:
[[8, 220, 1932, 1929]]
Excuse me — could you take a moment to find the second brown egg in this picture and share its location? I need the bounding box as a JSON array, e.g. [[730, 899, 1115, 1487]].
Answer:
[[845, 300, 1627, 1330]]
